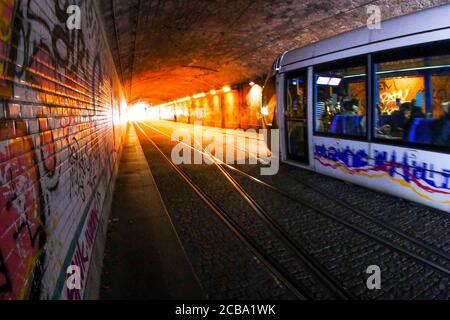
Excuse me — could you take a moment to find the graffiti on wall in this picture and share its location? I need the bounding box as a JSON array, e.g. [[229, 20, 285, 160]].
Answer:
[[66, 192, 101, 300], [0, 0, 125, 300], [0, 249, 12, 292]]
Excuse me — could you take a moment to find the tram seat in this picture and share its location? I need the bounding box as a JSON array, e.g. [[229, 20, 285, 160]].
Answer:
[[331, 115, 364, 135], [408, 118, 435, 144], [379, 115, 390, 127]]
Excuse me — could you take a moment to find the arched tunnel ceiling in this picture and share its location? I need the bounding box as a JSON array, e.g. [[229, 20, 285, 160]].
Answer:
[[98, 0, 450, 105]]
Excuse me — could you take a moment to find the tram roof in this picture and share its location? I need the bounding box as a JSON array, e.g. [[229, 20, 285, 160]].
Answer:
[[280, 4, 450, 69]]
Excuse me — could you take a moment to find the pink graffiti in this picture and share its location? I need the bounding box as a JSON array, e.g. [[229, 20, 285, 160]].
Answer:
[[0, 134, 44, 300], [66, 208, 99, 300]]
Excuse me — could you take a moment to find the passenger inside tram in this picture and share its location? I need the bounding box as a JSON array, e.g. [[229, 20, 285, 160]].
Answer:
[[378, 101, 427, 138], [315, 65, 367, 137], [430, 101, 450, 146], [378, 102, 411, 138], [374, 53, 450, 147], [314, 52, 449, 147], [404, 101, 426, 135]]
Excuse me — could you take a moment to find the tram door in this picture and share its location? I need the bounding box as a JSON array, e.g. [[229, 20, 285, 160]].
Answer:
[[285, 72, 309, 164]]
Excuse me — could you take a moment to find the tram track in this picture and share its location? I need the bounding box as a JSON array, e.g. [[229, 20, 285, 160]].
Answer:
[[147, 121, 450, 275], [137, 120, 450, 299], [224, 164, 450, 277], [140, 121, 450, 272], [135, 121, 354, 300], [283, 170, 450, 261]]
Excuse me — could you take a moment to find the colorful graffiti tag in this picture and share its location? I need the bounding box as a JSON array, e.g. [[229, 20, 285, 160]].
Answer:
[[314, 144, 450, 204], [0, 0, 126, 300]]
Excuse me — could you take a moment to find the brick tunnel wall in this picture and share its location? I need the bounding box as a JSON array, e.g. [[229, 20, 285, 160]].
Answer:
[[0, 0, 127, 300]]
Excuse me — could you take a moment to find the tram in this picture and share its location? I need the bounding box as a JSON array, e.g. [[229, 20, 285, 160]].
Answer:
[[262, 4, 450, 212]]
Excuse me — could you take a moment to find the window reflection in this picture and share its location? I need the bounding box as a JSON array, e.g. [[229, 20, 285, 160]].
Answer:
[[261, 76, 277, 126], [374, 55, 450, 147], [286, 77, 307, 119], [314, 64, 367, 137], [285, 74, 309, 162]]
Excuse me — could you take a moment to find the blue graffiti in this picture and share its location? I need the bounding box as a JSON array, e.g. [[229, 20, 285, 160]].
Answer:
[[442, 170, 450, 189], [315, 145, 369, 168], [315, 144, 450, 191]]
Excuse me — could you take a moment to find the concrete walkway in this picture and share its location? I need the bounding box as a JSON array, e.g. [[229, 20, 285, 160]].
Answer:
[[100, 125, 204, 300]]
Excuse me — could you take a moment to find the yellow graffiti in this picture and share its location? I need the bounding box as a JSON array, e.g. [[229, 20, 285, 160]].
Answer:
[[380, 89, 410, 110]]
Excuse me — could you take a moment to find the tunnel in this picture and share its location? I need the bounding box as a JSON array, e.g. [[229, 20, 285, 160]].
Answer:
[[1, 0, 450, 309]]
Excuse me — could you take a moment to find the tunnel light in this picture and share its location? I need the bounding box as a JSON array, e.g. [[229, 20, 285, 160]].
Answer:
[[160, 107, 174, 119], [176, 97, 191, 103], [210, 89, 217, 95], [128, 102, 150, 121], [147, 107, 160, 119], [249, 82, 255, 86], [248, 84, 263, 109], [193, 93, 206, 99], [223, 86, 231, 92]]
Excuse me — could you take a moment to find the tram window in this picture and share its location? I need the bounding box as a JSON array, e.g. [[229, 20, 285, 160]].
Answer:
[[286, 72, 309, 163], [286, 75, 307, 119], [314, 62, 367, 137], [374, 52, 450, 148]]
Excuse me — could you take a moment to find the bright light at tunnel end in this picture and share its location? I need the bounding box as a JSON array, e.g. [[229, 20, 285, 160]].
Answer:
[[128, 102, 159, 122]]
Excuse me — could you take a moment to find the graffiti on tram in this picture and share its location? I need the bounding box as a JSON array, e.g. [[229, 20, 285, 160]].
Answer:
[[314, 144, 450, 203]]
